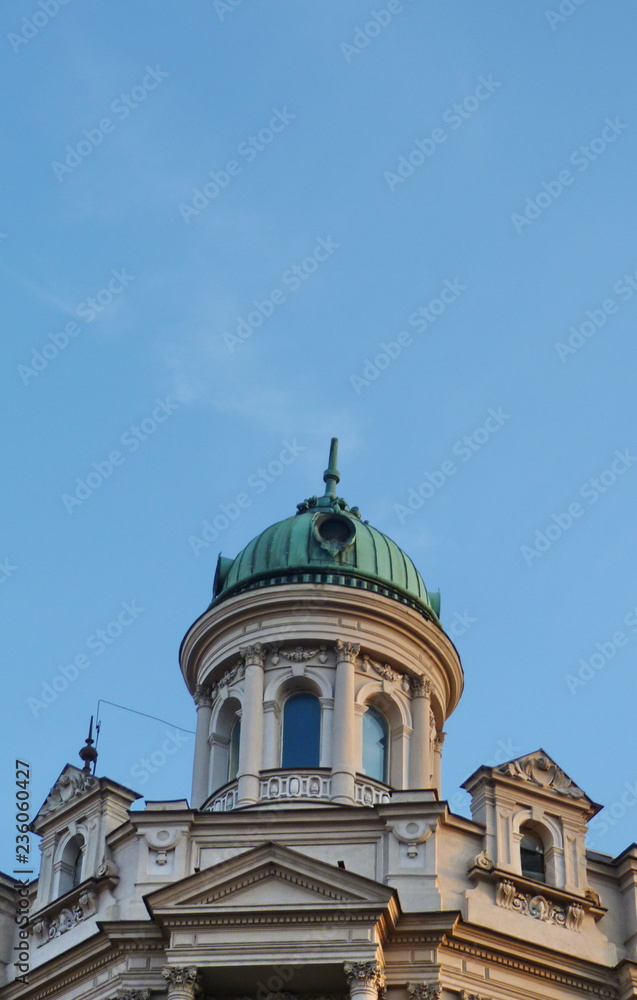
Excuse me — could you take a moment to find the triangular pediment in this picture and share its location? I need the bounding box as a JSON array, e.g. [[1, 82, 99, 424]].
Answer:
[[493, 748, 590, 802], [146, 842, 395, 915], [32, 764, 98, 826]]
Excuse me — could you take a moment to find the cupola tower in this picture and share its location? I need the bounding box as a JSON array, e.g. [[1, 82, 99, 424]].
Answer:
[[181, 440, 463, 811]]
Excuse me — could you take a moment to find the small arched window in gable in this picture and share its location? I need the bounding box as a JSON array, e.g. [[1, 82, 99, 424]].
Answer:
[[520, 828, 546, 882], [362, 706, 389, 784], [281, 692, 321, 768], [58, 834, 85, 896]]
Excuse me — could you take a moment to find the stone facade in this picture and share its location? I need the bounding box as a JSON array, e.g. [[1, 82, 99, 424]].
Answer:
[[1, 549, 636, 1000]]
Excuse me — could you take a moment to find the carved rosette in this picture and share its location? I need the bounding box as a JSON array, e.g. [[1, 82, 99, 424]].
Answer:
[[193, 685, 213, 709], [407, 985, 441, 1000], [344, 961, 385, 998], [336, 640, 360, 664], [162, 967, 201, 1000]]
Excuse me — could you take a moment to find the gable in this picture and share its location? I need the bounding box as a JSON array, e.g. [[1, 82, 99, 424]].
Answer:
[[494, 749, 589, 802], [146, 841, 395, 915]]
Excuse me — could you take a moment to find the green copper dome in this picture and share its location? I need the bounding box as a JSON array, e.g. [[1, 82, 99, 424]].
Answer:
[[211, 440, 441, 624]]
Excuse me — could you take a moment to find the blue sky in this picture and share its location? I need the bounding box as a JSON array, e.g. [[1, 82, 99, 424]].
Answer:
[[2, 0, 637, 872]]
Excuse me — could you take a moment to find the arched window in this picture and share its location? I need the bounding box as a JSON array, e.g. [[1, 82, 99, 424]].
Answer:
[[281, 693, 321, 768], [362, 706, 389, 783], [58, 835, 84, 896], [520, 829, 546, 882], [228, 716, 241, 781]]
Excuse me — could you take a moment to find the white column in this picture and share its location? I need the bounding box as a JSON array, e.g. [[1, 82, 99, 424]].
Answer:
[[191, 685, 213, 809], [344, 961, 385, 1000], [162, 967, 200, 1000], [433, 730, 446, 794], [331, 640, 359, 804], [236, 643, 265, 806], [408, 676, 432, 789]]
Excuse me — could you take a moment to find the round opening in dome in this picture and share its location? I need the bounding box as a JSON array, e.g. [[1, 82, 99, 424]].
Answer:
[[315, 514, 356, 546]]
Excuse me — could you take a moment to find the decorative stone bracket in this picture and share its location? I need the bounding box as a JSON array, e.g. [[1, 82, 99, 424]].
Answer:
[[495, 878, 584, 930], [468, 862, 605, 931], [32, 888, 97, 945]]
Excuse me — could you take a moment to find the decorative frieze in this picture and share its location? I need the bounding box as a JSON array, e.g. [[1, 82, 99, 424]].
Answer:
[[270, 644, 328, 664], [407, 984, 441, 1000], [260, 771, 331, 801], [361, 654, 403, 685], [33, 889, 97, 944], [495, 879, 584, 930]]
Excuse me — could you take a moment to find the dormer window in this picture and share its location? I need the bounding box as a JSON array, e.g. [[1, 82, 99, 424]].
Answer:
[[520, 828, 546, 883]]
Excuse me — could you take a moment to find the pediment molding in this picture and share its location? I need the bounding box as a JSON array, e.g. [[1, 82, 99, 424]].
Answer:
[[197, 863, 352, 905], [494, 750, 587, 801], [146, 842, 395, 917]]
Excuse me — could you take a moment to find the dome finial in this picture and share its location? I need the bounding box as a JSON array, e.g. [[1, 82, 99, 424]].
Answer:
[[79, 716, 98, 774], [323, 438, 340, 497]]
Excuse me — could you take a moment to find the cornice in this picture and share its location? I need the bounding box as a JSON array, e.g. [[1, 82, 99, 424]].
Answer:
[[443, 924, 618, 998], [179, 584, 463, 712]]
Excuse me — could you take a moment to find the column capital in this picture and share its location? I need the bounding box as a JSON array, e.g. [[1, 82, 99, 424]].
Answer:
[[193, 684, 213, 709], [335, 639, 360, 664], [162, 967, 201, 997], [410, 675, 432, 697], [407, 985, 441, 1000], [344, 961, 385, 993], [115, 991, 151, 1000], [240, 642, 265, 667], [434, 732, 446, 752]]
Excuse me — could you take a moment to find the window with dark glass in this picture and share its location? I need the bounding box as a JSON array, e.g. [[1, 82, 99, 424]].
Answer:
[[58, 834, 85, 896], [228, 717, 241, 781], [281, 693, 321, 768], [72, 843, 84, 887], [520, 830, 546, 882], [362, 706, 389, 783]]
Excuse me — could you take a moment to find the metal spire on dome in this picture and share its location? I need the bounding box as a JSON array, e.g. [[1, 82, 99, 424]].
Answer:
[[79, 716, 98, 774], [322, 437, 340, 497]]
